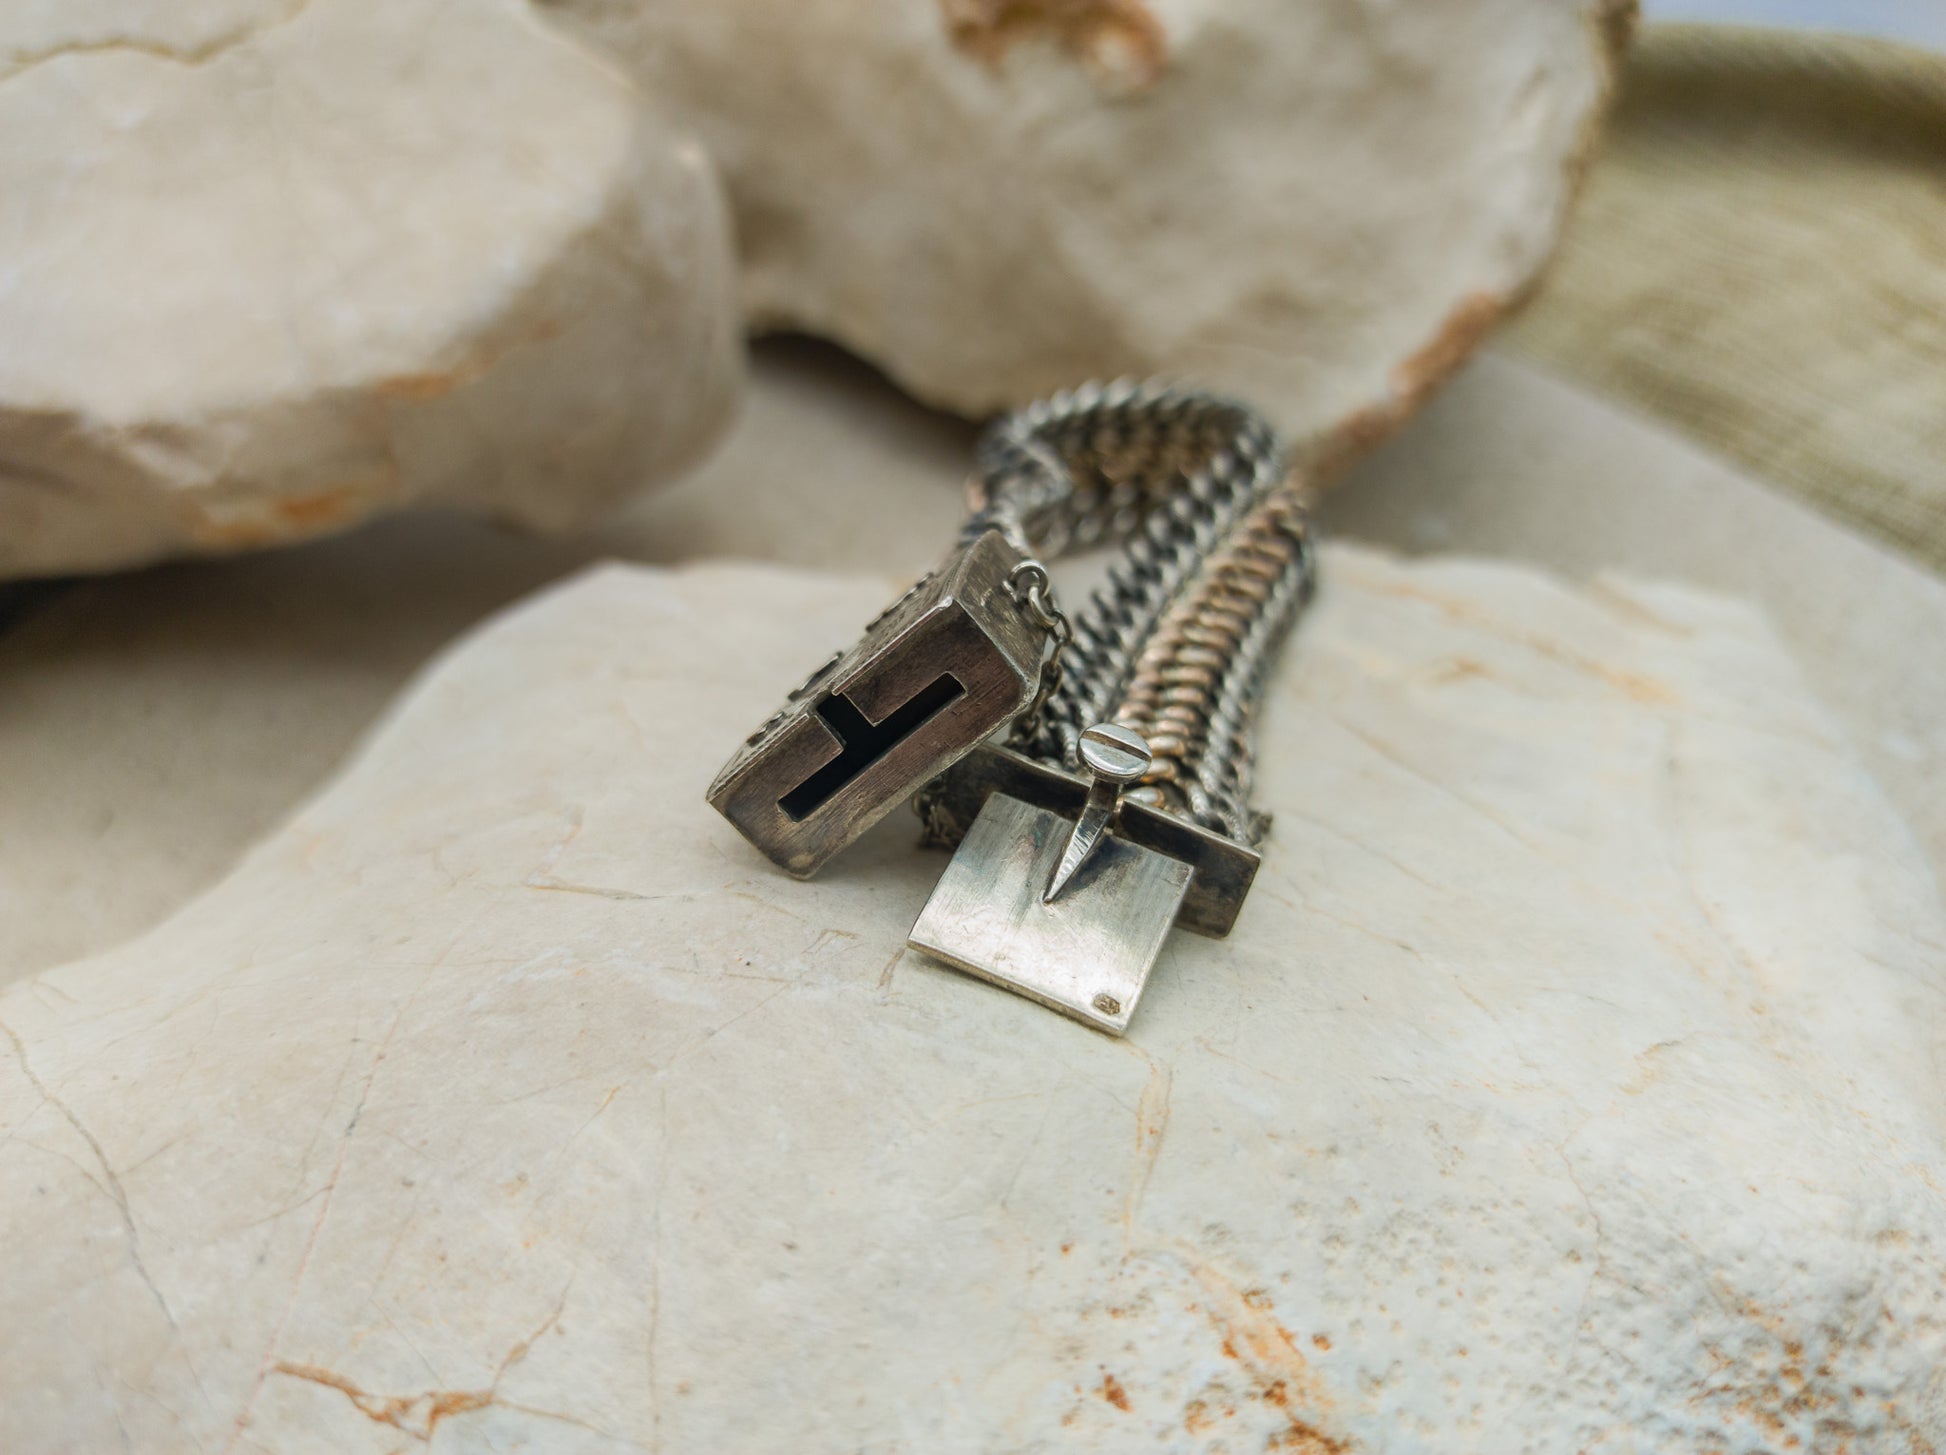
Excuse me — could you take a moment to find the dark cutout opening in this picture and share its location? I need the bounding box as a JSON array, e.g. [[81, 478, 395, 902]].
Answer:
[[778, 674, 966, 821]]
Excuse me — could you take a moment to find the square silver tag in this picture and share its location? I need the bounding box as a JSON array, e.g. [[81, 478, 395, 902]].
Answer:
[[907, 792, 1192, 1035]]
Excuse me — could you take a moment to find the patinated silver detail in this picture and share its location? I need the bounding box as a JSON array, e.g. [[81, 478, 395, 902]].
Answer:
[[1045, 723, 1153, 903], [707, 530, 1041, 878], [908, 793, 1191, 1036], [709, 379, 1316, 1034]]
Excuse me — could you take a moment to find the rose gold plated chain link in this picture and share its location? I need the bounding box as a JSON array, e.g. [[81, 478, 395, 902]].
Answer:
[[935, 380, 1315, 846]]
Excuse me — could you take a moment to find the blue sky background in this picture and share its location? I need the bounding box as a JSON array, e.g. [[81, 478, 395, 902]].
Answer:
[[1647, 0, 1946, 48]]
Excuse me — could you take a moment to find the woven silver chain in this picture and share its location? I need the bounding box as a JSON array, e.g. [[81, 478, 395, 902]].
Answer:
[[935, 380, 1316, 845]]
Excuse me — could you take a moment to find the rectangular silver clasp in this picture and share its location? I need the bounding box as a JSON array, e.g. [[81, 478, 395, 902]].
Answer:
[[707, 531, 1044, 879]]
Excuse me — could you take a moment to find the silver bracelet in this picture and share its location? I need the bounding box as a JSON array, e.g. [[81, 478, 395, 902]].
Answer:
[[706, 381, 1316, 1034]]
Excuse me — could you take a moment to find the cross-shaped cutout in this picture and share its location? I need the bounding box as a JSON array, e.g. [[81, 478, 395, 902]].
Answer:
[[777, 674, 965, 822]]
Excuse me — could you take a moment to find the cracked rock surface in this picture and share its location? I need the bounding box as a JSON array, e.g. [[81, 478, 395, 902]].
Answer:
[[0, 0, 740, 577], [1, 546, 1942, 1450]]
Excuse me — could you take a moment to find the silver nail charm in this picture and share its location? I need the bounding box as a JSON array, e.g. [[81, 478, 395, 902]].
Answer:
[[1044, 723, 1153, 903]]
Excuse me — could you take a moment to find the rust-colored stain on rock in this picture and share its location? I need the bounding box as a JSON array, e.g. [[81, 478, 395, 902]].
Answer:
[[1183, 1257, 1354, 1453], [1268, 1418, 1356, 1455], [375, 318, 564, 403], [1389, 291, 1507, 407], [1316, 290, 1511, 478], [1314, 1, 1632, 488], [1678, 1292, 1941, 1453], [940, 0, 1168, 89], [192, 484, 372, 549], [375, 368, 471, 403], [273, 1363, 493, 1441], [1349, 565, 1679, 707], [271, 489, 361, 530], [263, 1296, 566, 1441], [1099, 1370, 1131, 1411]]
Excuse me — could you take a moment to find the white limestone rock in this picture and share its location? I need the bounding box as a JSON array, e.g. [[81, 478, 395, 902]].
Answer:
[[2, 546, 1943, 1450], [0, 0, 741, 578], [541, 0, 1630, 443]]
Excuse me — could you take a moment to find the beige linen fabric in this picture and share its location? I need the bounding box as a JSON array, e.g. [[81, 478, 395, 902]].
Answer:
[[1508, 24, 1946, 571]]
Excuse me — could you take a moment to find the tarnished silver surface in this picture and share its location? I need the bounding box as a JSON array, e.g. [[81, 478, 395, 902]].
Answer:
[[707, 530, 1042, 878], [711, 380, 1315, 1032], [908, 793, 1191, 1036], [1045, 723, 1153, 903], [954, 379, 1312, 843], [915, 743, 1260, 939]]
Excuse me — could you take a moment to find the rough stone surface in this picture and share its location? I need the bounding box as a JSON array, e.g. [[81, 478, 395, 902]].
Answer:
[[2, 547, 1942, 1451], [543, 0, 1630, 444], [0, 0, 741, 578], [1327, 350, 1946, 900]]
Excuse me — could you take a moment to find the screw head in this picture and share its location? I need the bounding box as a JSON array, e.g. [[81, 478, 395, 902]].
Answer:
[[1078, 722, 1152, 785]]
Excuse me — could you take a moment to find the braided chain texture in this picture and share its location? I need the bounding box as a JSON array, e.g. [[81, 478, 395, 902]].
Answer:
[[961, 381, 1313, 845]]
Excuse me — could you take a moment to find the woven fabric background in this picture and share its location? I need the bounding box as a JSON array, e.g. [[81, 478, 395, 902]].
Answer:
[[1508, 23, 1946, 572]]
